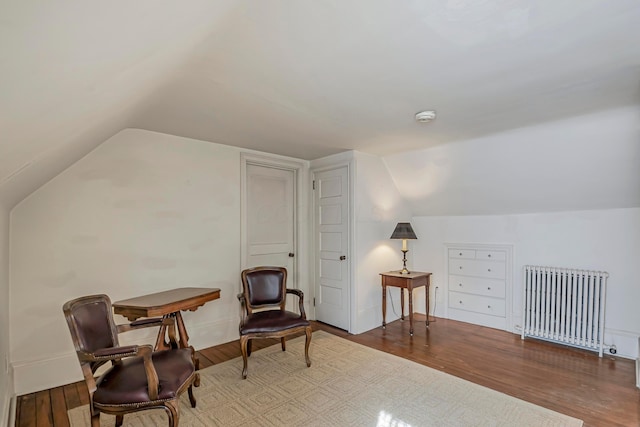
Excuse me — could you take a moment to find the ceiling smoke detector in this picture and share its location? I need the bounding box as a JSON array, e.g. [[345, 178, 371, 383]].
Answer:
[[415, 110, 436, 123]]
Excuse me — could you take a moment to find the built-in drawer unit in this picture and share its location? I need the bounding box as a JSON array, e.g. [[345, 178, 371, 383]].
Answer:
[[448, 275, 505, 299], [449, 291, 506, 317], [446, 244, 512, 331]]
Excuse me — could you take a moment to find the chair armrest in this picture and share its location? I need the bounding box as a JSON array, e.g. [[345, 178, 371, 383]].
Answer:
[[77, 344, 159, 400], [286, 288, 306, 318], [78, 344, 152, 362], [237, 293, 247, 324]]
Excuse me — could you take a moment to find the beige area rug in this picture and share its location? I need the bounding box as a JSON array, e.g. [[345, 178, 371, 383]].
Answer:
[[68, 331, 582, 426]]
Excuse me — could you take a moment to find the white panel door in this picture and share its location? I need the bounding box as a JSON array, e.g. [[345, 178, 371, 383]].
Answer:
[[245, 164, 295, 288], [314, 166, 349, 330]]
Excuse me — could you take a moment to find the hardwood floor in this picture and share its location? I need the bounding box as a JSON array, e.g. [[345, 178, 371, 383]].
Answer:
[[15, 316, 639, 426]]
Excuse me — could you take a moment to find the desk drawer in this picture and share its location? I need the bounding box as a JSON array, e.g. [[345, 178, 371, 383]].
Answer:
[[381, 275, 407, 288]]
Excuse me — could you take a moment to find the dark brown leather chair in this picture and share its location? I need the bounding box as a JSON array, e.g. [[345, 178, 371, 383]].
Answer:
[[238, 266, 312, 379], [62, 294, 197, 427]]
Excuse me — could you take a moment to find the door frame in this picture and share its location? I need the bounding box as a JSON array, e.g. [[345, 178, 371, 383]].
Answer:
[[240, 152, 307, 290], [311, 160, 355, 333]]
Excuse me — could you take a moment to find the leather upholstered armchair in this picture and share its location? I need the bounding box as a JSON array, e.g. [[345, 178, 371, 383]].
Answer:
[[62, 294, 197, 427], [238, 266, 312, 379]]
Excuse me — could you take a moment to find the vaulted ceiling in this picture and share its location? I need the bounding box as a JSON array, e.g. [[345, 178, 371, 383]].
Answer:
[[2, 1, 639, 208]]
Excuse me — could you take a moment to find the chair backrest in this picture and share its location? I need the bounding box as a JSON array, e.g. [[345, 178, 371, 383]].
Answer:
[[63, 294, 119, 373], [241, 266, 287, 313]]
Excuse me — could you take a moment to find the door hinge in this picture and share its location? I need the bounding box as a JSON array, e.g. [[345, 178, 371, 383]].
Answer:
[[312, 180, 315, 190], [313, 297, 316, 307]]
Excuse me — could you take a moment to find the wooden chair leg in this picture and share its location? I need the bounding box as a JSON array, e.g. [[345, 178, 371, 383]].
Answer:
[[304, 326, 312, 367], [116, 414, 124, 427], [189, 346, 201, 387], [240, 335, 250, 379], [281, 337, 286, 351], [188, 384, 197, 408], [164, 399, 179, 427], [90, 413, 101, 427], [247, 339, 252, 357]]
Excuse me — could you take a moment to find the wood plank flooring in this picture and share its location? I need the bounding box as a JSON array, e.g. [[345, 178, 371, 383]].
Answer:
[[15, 317, 640, 426]]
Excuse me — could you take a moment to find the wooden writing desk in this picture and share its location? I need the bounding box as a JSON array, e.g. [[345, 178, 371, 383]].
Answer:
[[380, 271, 431, 336], [113, 287, 220, 384]]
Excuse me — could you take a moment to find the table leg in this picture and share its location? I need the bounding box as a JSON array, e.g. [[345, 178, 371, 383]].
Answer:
[[382, 284, 387, 329], [426, 279, 430, 327], [175, 312, 190, 349], [154, 315, 174, 351], [174, 311, 202, 386], [400, 288, 405, 320], [408, 286, 414, 336]]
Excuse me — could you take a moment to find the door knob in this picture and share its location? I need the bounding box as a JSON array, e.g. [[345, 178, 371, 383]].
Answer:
[[339, 255, 346, 260], [288, 253, 295, 257]]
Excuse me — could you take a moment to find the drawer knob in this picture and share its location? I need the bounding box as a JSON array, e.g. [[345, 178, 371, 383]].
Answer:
[[488, 305, 491, 309], [487, 287, 491, 290], [459, 266, 463, 270], [488, 254, 491, 258], [459, 301, 463, 304], [459, 283, 462, 287], [459, 252, 462, 256], [487, 268, 491, 272]]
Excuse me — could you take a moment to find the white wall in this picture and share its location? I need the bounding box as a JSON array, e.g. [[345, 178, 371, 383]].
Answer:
[[0, 205, 12, 426], [352, 152, 413, 334], [411, 208, 640, 358], [9, 129, 285, 394], [379, 106, 640, 358], [384, 106, 640, 216]]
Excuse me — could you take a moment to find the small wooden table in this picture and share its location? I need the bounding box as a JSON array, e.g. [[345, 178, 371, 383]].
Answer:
[[113, 287, 220, 384], [380, 271, 431, 336]]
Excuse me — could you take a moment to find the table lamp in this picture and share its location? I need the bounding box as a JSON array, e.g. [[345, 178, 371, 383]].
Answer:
[[390, 222, 418, 274]]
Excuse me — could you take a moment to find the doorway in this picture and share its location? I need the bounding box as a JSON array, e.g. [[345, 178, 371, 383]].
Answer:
[[312, 165, 350, 330]]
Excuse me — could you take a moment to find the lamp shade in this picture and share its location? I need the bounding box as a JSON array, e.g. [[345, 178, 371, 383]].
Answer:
[[390, 222, 417, 240]]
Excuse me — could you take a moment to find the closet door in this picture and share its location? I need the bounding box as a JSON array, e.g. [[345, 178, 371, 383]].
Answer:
[[313, 165, 350, 331], [244, 163, 296, 289]]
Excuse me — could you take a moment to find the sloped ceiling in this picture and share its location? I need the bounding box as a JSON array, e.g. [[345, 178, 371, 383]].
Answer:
[[2, 0, 639, 208]]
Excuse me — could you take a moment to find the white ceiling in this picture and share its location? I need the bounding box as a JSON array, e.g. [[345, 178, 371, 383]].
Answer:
[[2, 0, 639, 207]]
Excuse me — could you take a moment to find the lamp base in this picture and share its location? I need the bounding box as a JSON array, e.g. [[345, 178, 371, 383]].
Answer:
[[400, 250, 410, 274]]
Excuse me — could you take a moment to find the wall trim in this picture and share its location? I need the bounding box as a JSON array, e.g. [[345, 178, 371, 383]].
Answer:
[[603, 327, 638, 360], [4, 395, 15, 427], [13, 318, 239, 396]]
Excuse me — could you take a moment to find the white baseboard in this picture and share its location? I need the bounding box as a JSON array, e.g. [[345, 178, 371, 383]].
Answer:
[[1, 393, 8, 427], [5, 395, 15, 427], [13, 352, 81, 396], [603, 327, 638, 360], [0, 364, 13, 427], [13, 318, 240, 396]]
